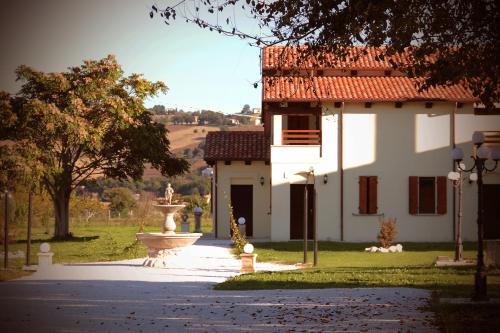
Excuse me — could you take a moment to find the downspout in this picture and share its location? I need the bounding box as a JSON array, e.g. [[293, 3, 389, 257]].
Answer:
[[340, 102, 344, 241], [451, 103, 457, 241], [214, 163, 218, 238]]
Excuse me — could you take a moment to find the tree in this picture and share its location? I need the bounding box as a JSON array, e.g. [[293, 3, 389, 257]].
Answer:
[[102, 187, 137, 217], [0, 55, 189, 238], [150, 104, 166, 115], [69, 194, 105, 224], [241, 104, 251, 114], [151, 1, 499, 109]]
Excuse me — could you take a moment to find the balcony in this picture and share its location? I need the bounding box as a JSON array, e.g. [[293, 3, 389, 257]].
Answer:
[[282, 130, 321, 145]]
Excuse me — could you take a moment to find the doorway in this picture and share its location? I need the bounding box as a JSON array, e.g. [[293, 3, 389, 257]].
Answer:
[[290, 184, 314, 239], [230, 185, 253, 237], [484, 184, 500, 239]]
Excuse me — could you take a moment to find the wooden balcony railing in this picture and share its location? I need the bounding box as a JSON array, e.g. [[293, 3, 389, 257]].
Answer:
[[483, 131, 500, 146], [282, 129, 321, 145]]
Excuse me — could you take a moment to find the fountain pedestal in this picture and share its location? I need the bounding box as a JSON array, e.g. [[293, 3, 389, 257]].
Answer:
[[136, 203, 202, 268]]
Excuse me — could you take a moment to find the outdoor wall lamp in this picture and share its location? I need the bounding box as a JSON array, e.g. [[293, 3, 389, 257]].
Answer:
[[259, 176, 265, 186], [451, 131, 500, 301], [323, 174, 328, 184]]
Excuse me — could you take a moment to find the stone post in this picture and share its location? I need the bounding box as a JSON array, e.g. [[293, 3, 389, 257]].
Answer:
[[194, 207, 203, 233], [37, 242, 53, 270], [240, 253, 257, 273], [237, 217, 246, 236], [181, 213, 189, 233]]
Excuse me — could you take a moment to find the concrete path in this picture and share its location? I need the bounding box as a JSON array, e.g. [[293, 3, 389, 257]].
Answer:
[[0, 240, 438, 332]]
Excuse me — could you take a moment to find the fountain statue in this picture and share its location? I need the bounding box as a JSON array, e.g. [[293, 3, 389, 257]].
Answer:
[[136, 184, 202, 268]]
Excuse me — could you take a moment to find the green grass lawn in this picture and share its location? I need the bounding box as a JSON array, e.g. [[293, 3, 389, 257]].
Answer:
[[0, 216, 214, 281], [218, 241, 500, 332], [216, 241, 500, 298]]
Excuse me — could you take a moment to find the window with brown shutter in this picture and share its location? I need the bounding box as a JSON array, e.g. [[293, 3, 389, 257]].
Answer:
[[436, 176, 447, 214], [409, 176, 447, 215], [359, 176, 378, 214]]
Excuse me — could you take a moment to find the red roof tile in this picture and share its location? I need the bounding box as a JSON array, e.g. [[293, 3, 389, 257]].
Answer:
[[263, 76, 477, 102], [262, 46, 411, 70], [204, 131, 270, 163]]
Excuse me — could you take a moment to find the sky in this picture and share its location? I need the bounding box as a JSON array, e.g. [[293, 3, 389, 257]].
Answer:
[[0, 0, 262, 114]]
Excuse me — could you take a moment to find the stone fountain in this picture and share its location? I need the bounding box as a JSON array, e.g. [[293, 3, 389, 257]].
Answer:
[[136, 184, 202, 268]]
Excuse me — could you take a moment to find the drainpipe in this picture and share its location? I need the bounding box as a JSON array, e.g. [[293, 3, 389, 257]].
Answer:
[[339, 102, 344, 241], [451, 103, 457, 241], [214, 163, 218, 238]]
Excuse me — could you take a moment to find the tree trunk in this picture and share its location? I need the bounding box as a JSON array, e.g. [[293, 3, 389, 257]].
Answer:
[[53, 187, 71, 239]]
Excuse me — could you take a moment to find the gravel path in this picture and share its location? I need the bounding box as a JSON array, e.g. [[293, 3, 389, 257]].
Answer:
[[0, 239, 438, 332]]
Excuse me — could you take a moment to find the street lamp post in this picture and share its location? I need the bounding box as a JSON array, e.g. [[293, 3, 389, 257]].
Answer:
[[447, 165, 477, 262], [295, 167, 318, 266], [452, 131, 500, 301]]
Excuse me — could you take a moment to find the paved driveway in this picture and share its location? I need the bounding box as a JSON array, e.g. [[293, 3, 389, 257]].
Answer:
[[0, 240, 438, 332]]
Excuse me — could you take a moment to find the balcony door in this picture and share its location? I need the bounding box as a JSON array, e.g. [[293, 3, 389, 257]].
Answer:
[[288, 115, 310, 130]]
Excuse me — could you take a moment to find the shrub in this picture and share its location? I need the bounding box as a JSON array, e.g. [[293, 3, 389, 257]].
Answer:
[[226, 199, 246, 254], [102, 187, 137, 217], [377, 217, 397, 248]]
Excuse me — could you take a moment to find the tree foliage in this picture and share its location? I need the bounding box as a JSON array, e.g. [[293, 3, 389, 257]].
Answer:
[[102, 187, 137, 217], [0, 55, 189, 237], [152, 0, 499, 109], [241, 104, 251, 114]]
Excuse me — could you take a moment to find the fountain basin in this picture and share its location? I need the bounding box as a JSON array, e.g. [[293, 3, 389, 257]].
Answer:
[[136, 232, 202, 268], [136, 232, 202, 249]]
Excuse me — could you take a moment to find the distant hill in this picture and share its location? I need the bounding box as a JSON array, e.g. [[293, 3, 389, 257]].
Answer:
[[142, 124, 265, 179], [143, 125, 218, 179]]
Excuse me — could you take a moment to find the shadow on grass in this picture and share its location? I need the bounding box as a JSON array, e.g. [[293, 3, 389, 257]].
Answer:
[[254, 241, 478, 252], [14, 235, 100, 244], [215, 266, 500, 298]]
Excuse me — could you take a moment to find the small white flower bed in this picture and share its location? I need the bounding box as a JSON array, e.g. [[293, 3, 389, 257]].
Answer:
[[365, 244, 403, 253]]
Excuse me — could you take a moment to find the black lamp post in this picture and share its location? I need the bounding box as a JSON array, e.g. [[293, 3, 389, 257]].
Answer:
[[452, 131, 500, 301], [295, 167, 318, 266], [447, 165, 477, 262]]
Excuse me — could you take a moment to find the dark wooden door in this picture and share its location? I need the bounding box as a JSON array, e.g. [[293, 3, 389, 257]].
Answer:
[[230, 185, 253, 237], [290, 184, 314, 239], [288, 115, 310, 130], [484, 184, 500, 239]]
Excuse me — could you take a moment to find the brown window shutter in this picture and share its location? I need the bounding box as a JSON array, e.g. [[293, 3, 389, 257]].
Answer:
[[359, 176, 368, 214], [436, 176, 447, 214], [409, 176, 418, 215], [368, 176, 378, 214]]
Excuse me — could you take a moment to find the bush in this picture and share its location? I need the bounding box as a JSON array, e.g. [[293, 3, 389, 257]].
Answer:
[[102, 187, 137, 217], [377, 217, 397, 248], [229, 202, 247, 254]]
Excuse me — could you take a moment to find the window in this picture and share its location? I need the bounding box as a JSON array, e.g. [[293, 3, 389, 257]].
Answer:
[[359, 176, 378, 214], [409, 176, 447, 215]]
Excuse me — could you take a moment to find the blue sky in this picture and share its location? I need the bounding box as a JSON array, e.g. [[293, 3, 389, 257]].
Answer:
[[0, 0, 262, 114]]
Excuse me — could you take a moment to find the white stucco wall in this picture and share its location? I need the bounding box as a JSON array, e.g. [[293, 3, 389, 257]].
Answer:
[[212, 103, 499, 242], [270, 113, 341, 241], [215, 161, 271, 239], [267, 102, 500, 242]]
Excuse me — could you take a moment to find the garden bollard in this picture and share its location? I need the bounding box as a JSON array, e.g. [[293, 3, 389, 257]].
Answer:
[[240, 243, 256, 273], [237, 217, 246, 236], [194, 207, 202, 233], [37, 242, 53, 270], [181, 213, 189, 232], [240, 253, 257, 273]]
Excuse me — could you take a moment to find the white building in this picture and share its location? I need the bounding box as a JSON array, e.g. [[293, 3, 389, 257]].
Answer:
[[204, 46, 500, 242]]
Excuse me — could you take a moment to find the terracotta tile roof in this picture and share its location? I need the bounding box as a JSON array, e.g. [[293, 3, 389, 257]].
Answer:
[[263, 76, 477, 103], [204, 131, 270, 163], [228, 125, 264, 131], [263, 46, 411, 70]]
